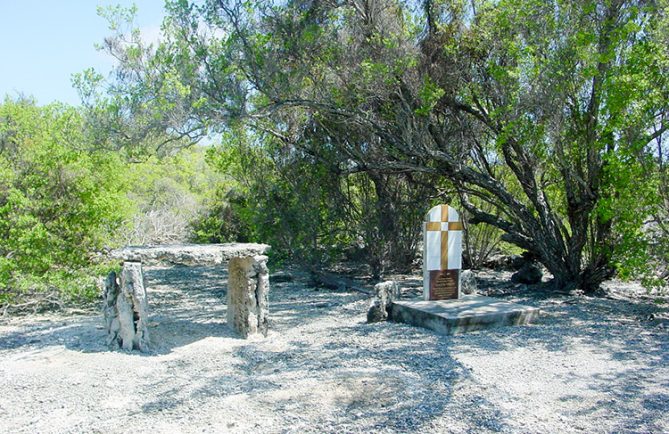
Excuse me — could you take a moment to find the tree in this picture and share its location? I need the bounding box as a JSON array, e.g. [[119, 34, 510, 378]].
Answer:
[[198, 125, 438, 276], [94, 0, 669, 292]]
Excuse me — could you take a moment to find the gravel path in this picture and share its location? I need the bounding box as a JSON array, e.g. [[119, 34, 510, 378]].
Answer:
[[0, 266, 667, 433]]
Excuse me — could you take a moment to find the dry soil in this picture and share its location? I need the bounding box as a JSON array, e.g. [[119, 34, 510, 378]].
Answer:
[[0, 266, 667, 433]]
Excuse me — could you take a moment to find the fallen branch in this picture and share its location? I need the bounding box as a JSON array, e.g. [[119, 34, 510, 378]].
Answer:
[[1, 291, 65, 317], [309, 271, 372, 295]]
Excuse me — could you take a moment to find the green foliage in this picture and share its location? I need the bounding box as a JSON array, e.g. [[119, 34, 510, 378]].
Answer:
[[199, 129, 347, 266], [416, 76, 446, 117], [0, 98, 131, 307], [190, 191, 253, 244], [195, 128, 434, 275], [120, 146, 223, 245], [91, 0, 669, 291], [0, 93, 226, 311]]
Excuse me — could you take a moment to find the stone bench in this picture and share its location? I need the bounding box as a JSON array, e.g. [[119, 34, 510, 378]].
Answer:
[[103, 243, 271, 352]]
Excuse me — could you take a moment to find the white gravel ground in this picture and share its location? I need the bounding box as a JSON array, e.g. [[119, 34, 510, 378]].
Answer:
[[0, 266, 667, 433]]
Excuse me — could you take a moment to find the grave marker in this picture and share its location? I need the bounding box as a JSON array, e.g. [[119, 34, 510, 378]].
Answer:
[[423, 204, 463, 300]]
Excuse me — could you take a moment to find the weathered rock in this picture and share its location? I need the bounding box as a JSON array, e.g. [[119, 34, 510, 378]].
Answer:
[[102, 271, 119, 339], [227, 255, 269, 338], [106, 243, 274, 345], [110, 243, 270, 266], [103, 262, 150, 352], [367, 307, 386, 323], [511, 251, 540, 270], [461, 270, 478, 295], [511, 262, 543, 284], [367, 281, 400, 323]]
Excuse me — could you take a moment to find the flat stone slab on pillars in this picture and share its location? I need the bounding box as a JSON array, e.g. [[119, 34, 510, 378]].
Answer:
[[110, 243, 270, 266], [106, 243, 272, 347], [390, 295, 540, 335]]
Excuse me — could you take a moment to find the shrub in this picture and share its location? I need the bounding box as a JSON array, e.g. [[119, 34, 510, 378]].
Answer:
[[0, 98, 130, 308]]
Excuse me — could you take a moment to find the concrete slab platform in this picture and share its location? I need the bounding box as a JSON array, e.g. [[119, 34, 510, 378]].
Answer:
[[390, 295, 540, 335]]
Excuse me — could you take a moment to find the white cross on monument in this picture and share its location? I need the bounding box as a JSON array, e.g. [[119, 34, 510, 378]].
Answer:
[[423, 204, 463, 300]]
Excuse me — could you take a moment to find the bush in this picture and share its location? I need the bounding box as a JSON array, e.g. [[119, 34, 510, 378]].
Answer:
[[120, 147, 221, 245], [0, 98, 130, 308]]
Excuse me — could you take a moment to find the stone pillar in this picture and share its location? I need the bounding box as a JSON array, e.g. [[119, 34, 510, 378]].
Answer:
[[103, 261, 150, 352], [227, 255, 269, 338]]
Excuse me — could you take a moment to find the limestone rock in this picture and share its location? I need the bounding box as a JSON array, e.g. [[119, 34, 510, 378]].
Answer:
[[367, 281, 400, 323], [227, 255, 269, 338], [511, 262, 543, 284], [102, 271, 119, 343], [461, 270, 478, 295], [367, 301, 388, 322], [103, 262, 150, 352], [110, 243, 271, 266]]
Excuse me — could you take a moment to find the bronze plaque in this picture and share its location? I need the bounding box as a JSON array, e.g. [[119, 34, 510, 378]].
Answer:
[[429, 269, 459, 300]]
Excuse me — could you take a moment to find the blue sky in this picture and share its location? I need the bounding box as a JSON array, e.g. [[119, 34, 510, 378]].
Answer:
[[0, 1, 166, 106]]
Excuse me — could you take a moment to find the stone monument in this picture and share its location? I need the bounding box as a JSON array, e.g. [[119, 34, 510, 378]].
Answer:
[[388, 205, 540, 334], [423, 204, 463, 300], [105, 243, 271, 351]]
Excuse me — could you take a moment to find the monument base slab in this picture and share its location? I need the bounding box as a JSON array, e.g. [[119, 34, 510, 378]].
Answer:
[[390, 295, 539, 335]]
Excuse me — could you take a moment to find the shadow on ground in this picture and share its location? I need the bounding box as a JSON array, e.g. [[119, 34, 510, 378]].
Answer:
[[1, 265, 667, 432], [0, 266, 235, 355], [448, 282, 669, 432], [132, 266, 514, 431]]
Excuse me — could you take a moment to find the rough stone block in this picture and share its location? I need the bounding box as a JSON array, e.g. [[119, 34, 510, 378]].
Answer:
[[103, 262, 150, 352], [227, 255, 269, 338], [110, 243, 271, 266], [511, 262, 543, 284]]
